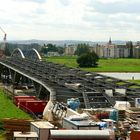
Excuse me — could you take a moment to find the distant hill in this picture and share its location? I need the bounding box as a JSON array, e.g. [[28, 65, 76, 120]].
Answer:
[[6, 39, 128, 46]]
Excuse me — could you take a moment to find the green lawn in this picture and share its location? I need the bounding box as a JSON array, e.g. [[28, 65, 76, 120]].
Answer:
[[46, 56, 78, 68], [0, 89, 31, 119], [0, 135, 5, 140], [128, 80, 140, 84], [46, 56, 140, 72], [0, 89, 32, 140]]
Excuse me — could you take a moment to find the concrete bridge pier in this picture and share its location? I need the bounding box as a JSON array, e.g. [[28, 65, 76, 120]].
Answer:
[[0, 65, 11, 84]]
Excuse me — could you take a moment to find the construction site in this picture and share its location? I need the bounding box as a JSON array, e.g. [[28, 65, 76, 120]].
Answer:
[[0, 27, 140, 140]]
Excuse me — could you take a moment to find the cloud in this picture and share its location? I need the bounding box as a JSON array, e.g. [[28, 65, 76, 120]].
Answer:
[[88, 0, 140, 14], [81, 0, 140, 39], [58, 0, 71, 6], [0, 0, 140, 41], [13, 0, 46, 4]]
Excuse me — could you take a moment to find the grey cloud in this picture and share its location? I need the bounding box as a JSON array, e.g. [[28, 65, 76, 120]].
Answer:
[[84, 13, 140, 24], [0, 17, 20, 25], [58, 0, 71, 6], [88, 1, 140, 14], [83, 11, 140, 32], [13, 0, 46, 4], [34, 8, 46, 15]]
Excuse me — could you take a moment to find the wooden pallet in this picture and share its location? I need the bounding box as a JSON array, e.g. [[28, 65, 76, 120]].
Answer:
[[1, 118, 33, 140]]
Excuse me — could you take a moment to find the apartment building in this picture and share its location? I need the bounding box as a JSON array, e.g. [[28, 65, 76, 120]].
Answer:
[[93, 39, 130, 58], [64, 39, 138, 58], [133, 46, 140, 58], [64, 45, 77, 55]]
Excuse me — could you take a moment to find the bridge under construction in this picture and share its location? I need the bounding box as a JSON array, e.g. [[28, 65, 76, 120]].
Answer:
[[0, 48, 140, 109]]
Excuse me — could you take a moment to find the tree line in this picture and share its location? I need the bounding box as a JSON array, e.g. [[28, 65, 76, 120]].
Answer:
[[2, 42, 99, 68], [41, 43, 99, 67], [3, 41, 135, 68]]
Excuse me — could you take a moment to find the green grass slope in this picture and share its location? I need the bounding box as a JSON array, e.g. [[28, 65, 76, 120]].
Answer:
[[47, 56, 140, 72], [0, 90, 31, 119]]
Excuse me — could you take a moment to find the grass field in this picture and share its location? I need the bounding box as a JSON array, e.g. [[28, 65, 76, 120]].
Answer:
[[128, 80, 140, 84], [0, 89, 31, 119], [46, 56, 78, 68], [46, 56, 140, 72], [0, 89, 31, 140], [0, 135, 5, 140]]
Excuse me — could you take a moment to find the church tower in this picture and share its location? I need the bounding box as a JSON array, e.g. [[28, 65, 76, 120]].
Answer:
[[109, 37, 112, 45]]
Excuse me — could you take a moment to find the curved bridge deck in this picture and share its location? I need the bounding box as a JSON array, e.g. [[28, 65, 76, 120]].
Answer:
[[0, 57, 140, 108]]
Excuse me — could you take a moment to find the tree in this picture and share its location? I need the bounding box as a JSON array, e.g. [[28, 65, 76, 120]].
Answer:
[[46, 43, 58, 52], [77, 51, 99, 67], [41, 43, 58, 54], [57, 46, 64, 54], [75, 44, 90, 56], [5, 44, 11, 56], [126, 41, 133, 58], [41, 46, 47, 54]]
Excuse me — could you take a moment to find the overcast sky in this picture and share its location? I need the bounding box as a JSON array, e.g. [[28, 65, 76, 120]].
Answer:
[[0, 0, 140, 41]]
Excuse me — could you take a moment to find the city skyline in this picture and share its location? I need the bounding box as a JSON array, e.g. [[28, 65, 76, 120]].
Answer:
[[0, 0, 140, 41]]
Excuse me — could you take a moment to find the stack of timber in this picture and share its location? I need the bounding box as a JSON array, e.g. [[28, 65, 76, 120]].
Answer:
[[118, 110, 125, 121], [2, 118, 33, 140]]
